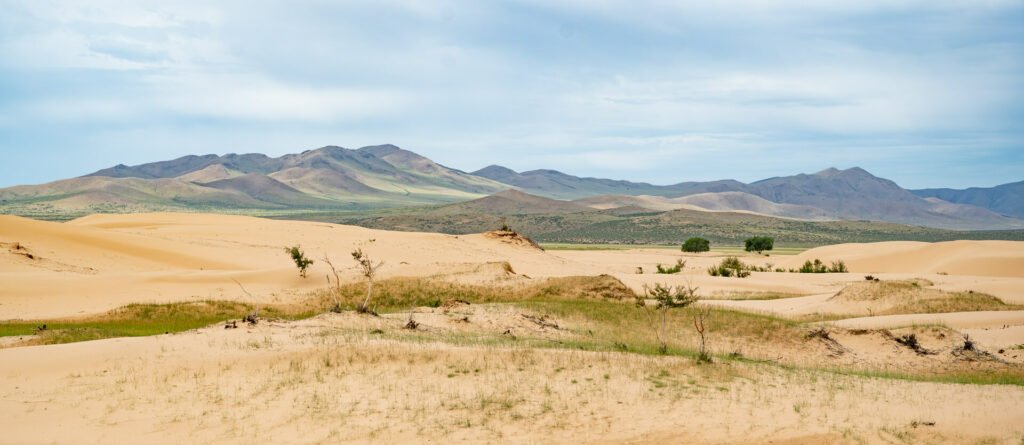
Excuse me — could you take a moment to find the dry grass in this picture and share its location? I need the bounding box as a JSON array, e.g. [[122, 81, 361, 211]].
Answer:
[[316, 274, 635, 312]]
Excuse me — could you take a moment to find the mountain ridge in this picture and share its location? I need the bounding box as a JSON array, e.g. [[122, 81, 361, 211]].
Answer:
[[1, 146, 1022, 230]]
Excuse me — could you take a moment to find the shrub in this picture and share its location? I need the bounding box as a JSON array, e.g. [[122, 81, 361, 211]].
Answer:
[[286, 246, 314, 278], [707, 257, 751, 278], [797, 259, 847, 273], [681, 237, 710, 253], [656, 258, 686, 274], [744, 236, 774, 254]]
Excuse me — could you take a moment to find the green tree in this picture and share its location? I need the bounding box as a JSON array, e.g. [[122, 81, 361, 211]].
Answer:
[[681, 237, 711, 253], [285, 246, 313, 278], [634, 283, 699, 354], [352, 248, 384, 314], [744, 236, 774, 254]]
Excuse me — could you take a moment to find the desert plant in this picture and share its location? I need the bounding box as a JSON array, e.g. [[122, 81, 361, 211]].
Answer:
[[352, 248, 384, 314], [405, 300, 419, 330], [797, 259, 848, 273], [323, 255, 343, 313], [231, 279, 259, 324], [286, 246, 314, 278], [744, 236, 774, 254], [707, 257, 751, 278], [634, 283, 699, 354], [656, 258, 686, 274], [681, 237, 710, 253], [830, 260, 848, 273], [694, 306, 711, 362]]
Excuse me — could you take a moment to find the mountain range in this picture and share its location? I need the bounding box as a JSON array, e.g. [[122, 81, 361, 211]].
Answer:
[[1, 144, 1022, 231]]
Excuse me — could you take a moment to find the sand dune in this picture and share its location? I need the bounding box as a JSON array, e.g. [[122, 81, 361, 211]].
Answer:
[[780, 240, 1024, 278], [0, 213, 572, 319]]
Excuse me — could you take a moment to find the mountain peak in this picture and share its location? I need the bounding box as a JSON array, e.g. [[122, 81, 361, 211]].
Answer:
[[814, 166, 873, 178], [472, 165, 520, 182], [357, 144, 403, 157]]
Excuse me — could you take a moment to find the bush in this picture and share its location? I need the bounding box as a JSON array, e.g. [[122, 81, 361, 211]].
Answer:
[[707, 257, 751, 278], [681, 237, 710, 253], [744, 236, 774, 254], [656, 258, 686, 274], [797, 259, 847, 273]]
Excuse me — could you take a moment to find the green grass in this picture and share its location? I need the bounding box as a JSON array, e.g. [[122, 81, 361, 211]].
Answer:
[[540, 243, 681, 251], [0, 300, 320, 345], [805, 365, 1024, 386], [3, 275, 1021, 386], [540, 243, 807, 255]]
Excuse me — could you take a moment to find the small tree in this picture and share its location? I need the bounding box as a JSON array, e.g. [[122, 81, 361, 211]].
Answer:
[[744, 236, 774, 254], [323, 255, 343, 312], [286, 246, 314, 277], [634, 283, 699, 354], [681, 237, 710, 253], [352, 248, 384, 314], [694, 306, 711, 362]]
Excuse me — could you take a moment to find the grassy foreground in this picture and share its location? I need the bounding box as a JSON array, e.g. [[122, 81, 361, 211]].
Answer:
[[2, 275, 1021, 386]]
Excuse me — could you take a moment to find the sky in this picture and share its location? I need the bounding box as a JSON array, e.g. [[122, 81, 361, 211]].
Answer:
[[1, 0, 1022, 189]]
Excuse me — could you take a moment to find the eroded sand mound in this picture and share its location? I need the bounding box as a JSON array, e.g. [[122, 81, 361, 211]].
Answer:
[[780, 240, 1024, 278]]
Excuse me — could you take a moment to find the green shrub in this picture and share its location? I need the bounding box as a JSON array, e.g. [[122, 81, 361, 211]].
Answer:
[[797, 259, 847, 273], [681, 237, 710, 253], [707, 257, 751, 278], [656, 258, 686, 274]]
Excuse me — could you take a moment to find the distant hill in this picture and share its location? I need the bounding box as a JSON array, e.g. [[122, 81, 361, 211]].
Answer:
[[1, 144, 1022, 231], [471, 165, 1022, 230], [432, 189, 593, 215], [312, 191, 1024, 247], [0, 145, 511, 220], [912, 180, 1024, 219], [471, 165, 676, 200], [573, 192, 834, 220]]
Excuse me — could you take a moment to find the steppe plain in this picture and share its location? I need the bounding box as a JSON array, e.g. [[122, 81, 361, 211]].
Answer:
[[2, 213, 1023, 444]]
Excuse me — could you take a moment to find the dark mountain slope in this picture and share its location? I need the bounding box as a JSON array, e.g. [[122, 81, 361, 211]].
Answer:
[[912, 180, 1024, 218]]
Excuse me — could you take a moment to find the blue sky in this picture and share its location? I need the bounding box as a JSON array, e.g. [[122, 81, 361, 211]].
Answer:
[[1, 1, 1022, 189]]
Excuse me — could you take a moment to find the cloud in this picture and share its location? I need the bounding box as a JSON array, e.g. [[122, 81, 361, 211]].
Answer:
[[0, 0, 1022, 189]]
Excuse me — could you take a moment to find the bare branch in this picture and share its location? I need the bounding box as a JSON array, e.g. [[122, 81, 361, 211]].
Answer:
[[232, 278, 259, 319]]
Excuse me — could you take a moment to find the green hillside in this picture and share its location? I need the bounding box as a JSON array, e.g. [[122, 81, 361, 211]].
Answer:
[[284, 206, 1024, 247]]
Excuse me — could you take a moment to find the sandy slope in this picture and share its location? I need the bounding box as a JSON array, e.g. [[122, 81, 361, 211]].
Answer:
[[0, 214, 574, 319], [780, 240, 1024, 278]]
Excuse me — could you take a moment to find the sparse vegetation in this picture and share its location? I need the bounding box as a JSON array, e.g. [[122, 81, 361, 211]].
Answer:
[[352, 248, 385, 314], [633, 283, 700, 354], [793, 259, 848, 273], [707, 257, 751, 278], [0, 300, 319, 345], [286, 245, 314, 277], [322, 255, 344, 312], [681, 237, 710, 253], [655, 258, 686, 274]]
